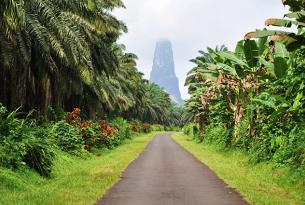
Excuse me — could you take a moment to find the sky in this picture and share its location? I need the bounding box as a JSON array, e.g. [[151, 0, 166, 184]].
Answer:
[[114, 0, 288, 99]]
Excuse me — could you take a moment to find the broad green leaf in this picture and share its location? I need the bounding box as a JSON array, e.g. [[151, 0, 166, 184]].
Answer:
[[274, 42, 289, 58], [299, 82, 305, 91], [218, 63, 238, 76], [217, 51, 248, 68], [285, 11, 305, 19], [252, 98, 276, 109], [259, 57, 275, 77], [206, 63, 238, 76], [292, 92, 303, 110], [244, 40, 259, 67], [274, 57, 288, 78], [235, 40, 245, 59], [258, 37, 268, 55]]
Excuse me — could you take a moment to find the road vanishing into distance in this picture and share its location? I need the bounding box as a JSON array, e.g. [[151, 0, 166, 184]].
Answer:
[[97, 133, 248, 205]]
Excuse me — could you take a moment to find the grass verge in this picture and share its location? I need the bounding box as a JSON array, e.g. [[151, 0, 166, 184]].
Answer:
[[172, 133, 305, 205], [0, 132, 161, 205]]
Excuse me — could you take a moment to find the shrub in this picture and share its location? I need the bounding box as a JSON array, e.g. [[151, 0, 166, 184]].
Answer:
[[152, 124, 164, 131], [79, 119, 119, 150], [23, 128, 55, 177], [204, 122, 229, 150], [110, 118, 131, 139], [99, 119, 116, 136], [66, 108, 81, 126], [272, 127, 305, 169], [248, 123, 282, 163], [232, 117, 252, 151], [98, 119, 120, 149], [143, 123, 152, 133], [183, 123, 199, 139], [0, 104, 55, 177], [131, 121, 141, 132], [50, 121, 83, 154], [103, 134, 121, 149], [81, 122, 101, 151]]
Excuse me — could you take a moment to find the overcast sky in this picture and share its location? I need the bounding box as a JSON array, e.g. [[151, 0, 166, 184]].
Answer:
[[114, 0, 287, 99]]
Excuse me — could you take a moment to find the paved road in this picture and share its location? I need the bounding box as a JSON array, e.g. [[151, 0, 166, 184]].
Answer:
[[96, 134, 249, 205]]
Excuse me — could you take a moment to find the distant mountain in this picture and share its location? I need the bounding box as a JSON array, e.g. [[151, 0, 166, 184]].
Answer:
[[150, 40, 183, 103]]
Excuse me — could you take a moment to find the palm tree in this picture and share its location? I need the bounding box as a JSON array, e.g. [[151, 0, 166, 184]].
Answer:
[[0, 0, 126, 114]]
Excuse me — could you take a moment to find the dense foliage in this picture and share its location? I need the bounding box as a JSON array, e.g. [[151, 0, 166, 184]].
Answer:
[[0, 0, 188, 177], [0, 104, 55, 177], [0, 104, 165, 177], [0, 0, 184, 126], [185, 0, 305, 171]]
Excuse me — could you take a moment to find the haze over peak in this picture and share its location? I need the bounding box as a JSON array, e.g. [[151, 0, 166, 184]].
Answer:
[[150, 40, 183, 103]]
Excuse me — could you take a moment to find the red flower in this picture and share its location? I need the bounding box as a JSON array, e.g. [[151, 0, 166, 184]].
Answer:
[[131, 123, 140, 132], [66, 108, 82, 124], [98, 118, 116, 136], [144, 123, 152, 129], [81, 121, 91, 128]]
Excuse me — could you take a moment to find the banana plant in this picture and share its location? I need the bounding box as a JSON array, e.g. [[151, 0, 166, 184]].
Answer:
[[186, 37, 274, 136], [245, 0, 305, 51]]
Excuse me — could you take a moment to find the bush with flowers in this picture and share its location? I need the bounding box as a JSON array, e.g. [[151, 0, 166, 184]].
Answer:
[[80, 121, 100, 151], [99, 119, 116, 136], [98, 119, 120, 149], [62, 109, 161, 151], [63, 108, 124, 150], [152, 124, 164, 131], [143, 123, 152, 133], [0, 105, 162, 178], [66, 108, 81, 126], [131, 121, 141, 132]]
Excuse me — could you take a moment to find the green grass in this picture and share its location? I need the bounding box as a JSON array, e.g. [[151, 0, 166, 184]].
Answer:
[[0, 132, 161, 205], [172, 133, 305, 205]]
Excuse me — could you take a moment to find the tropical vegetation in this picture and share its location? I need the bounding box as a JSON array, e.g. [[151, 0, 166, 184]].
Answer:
[[0, 0, 183, 125], [0, 0, 186, 179], [4, 0, 305, 204], [173, 133, 305, 205], [184, 0, 305, 173], [0, 131, 157, 205]]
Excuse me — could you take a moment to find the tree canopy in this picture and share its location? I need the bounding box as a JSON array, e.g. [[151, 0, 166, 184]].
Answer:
[[0, 0, 184, 126]]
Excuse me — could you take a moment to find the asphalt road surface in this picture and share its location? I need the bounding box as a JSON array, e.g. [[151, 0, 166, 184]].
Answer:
[[96, 133, 249, 205]]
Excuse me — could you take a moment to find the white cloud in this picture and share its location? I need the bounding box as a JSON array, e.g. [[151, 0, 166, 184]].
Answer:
[[114, 0, 288, 99]]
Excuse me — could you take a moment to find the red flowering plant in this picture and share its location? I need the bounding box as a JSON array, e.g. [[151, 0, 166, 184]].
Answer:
[[98, 118, 121, 149], [80, 121, 91, 128], [143, 123, 152, 133], [80, 120, 91, 138], [80, 118, 118, 150], [79, 120, 99, 151], [65, 109, 120, 150], [131, 122, 141, 132], [66, 108, 81, 126], [99, 119, 116, 136], [157, 124, 162, 131]]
